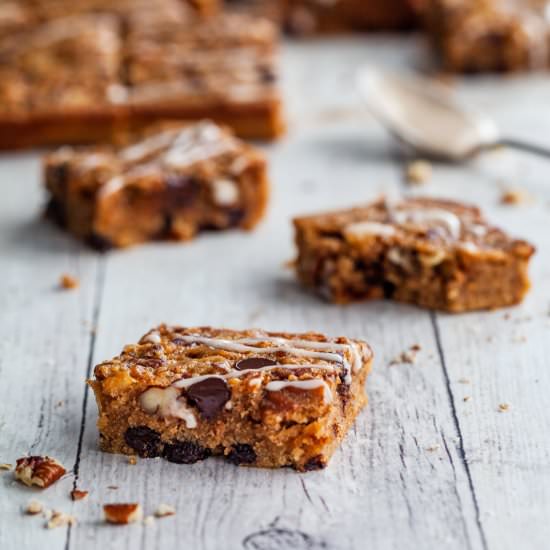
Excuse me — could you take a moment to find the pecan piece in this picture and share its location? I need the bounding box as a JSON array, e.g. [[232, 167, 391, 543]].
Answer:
[[15, 456, 66, 489], [103, 503, 143, 525]]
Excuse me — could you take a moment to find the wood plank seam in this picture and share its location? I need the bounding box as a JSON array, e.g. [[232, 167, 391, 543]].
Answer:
[[64, 260, 107, 550], [430, 312, 489, 550]]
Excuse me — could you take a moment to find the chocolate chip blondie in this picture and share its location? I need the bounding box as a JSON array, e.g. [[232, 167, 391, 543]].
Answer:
[[89, 326, 373, 471], [426, 0, 550, 72], [293, 197, 535, 312], [0, 0, 283, 148], [44, 121, 269, 248]]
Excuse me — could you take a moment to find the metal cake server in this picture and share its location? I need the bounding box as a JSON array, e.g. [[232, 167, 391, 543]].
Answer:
[[356, 67, 550, 161]]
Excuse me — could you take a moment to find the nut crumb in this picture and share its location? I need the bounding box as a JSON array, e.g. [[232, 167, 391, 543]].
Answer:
[[405, 160, 432, 185], [143, 515, 155, 526], [463, 396, 472, 402], [128, 456, 137, 465], [25, 499, 43, 515], [107, 485, 119, 490], [155, 504, 176, 518], [71, 489, 89, 501], [426, 444, 440, 452], [498, 403, 510, 412], [500, 188, 532, 206], [104, 503, 142, 525], [458, 378, 471, 384], [389, 344, 421, 366], [46, 511, 76, 529], [15, 456, 66, 489], [0, 463, 12, 471], [60, 274, 79, 290]]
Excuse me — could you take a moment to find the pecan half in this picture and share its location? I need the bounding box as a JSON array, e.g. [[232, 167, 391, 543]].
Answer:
[[15, 456, 66, 489]]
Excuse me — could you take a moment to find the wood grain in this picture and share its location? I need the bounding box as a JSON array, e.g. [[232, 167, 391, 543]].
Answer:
[[1, 38, 549, 550]]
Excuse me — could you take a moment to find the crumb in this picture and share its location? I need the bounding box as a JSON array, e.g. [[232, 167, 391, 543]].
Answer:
[[59, 274, 79, 290], [500, 188, 532, 206], [71, 489, 89, 501], [128, 456, 137, 466], [25, 499, 43, 515], [389, 345, 421, 366], [0, 463, 12, 471], [107, 485, 119, 490], [458, 378, 470, 384], [55, 401, 64, 408], [503, 313, 511, 320], [46, 511, 76, 529], [155, 504, 176, 518], [104, 503, 142, 525], [498, 403, 510, 412], [143, 515, 155, 526], [463, 396, 472, 402], [405, 160, 432, 185], [426, 444, 440, 452]]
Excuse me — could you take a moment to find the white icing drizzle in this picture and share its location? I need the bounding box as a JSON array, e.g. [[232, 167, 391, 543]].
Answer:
[[143, 330, 162, 344], [120, 129, 179, 164], [265, 380, 333, 404], [173, 334, 359, 384], [393, 207, 462, 240], [344, 221, 397, 239]]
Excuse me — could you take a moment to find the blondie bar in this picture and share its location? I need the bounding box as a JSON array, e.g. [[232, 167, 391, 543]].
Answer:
[[90, 325, 373, 471], [0, 0, 283, 148], [44, 121, 269, 248], [426, 0, 550, 72], [293, 197, 535, 312]]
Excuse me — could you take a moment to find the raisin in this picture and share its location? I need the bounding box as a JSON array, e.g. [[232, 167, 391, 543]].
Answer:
[[124, 426, 161, 458], [162, 441, 211, 464], [87, 233, 114, 252], [226, 444, 256, 466], [302, 455, 327, 472]]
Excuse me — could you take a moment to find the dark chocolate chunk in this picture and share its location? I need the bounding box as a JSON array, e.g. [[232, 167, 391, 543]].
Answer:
[[87, 232, 114, 252], [226, 208, 245, 227], [124, 426, 161, 458], [44, 197, 67, 227], [162, 441, 211, 464], [226, 444, 256, 466], [165, 175, 200, 209], [186, 377, 230, 420], [302, 455, 327, 472], [235, 357, 277, 371]]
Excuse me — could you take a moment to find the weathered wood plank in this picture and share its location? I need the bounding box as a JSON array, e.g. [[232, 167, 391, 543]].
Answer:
[[0, 153, 102, 548]]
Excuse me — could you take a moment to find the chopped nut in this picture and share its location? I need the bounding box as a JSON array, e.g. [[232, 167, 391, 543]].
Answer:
[[0, 463, 12, 471], [107, 485, 119, 490], [405, 160, 432, 185], [155, 504, 176, 518], [389, 345, 421, 366], [498, 403, 510, 412], [46, 510, 76, 529], [15, 456, 66, 489], [71, 489, 89, 501], [463, 396, 472, 402], [143, 515, 155, 526], [500, 188, 532, 206], [60, 274, 79, 290], [104, 503, 143, 525], [128, 456, 137, 466], [426, 444, 440, 452], [458, 378, 471, 384], [25, 499, 43, 515]]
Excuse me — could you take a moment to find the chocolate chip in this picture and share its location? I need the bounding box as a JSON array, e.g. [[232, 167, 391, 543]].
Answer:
[[47, 162, 68, 189], [302, 455, 327, 472], [124, 426, 161, 458], [185, 377, 230, 420], [226, 208, 245, 227], [162, 441, 211, 464], [226, 444, 256, 465], [87, 233, 113, 252], [235, 357, 277, 371], [44, 197, 66, 227], [165, 175, 200, 209], [258, 65, 276, 83]]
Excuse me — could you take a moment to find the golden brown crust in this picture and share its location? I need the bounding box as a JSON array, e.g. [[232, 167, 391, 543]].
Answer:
[[89, 325, 373, 471], [293, 196, 535, 312]]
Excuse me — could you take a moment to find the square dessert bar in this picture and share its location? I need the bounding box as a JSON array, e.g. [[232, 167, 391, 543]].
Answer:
[[90, 326, 373, 471], [44, 121, 269, 248], [283, 0, 417, 34], [426, 0, 550, 72], [0, 0, 283, 149], [293, 197, 535, 312]]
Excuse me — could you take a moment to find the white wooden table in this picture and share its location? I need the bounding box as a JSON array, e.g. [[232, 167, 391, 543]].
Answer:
[[1, 36, 550, 550]]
